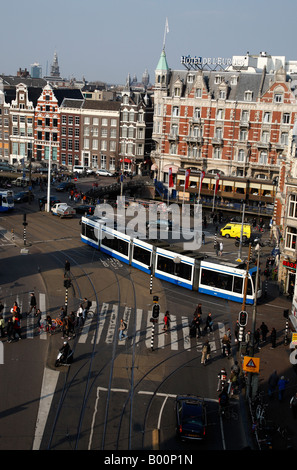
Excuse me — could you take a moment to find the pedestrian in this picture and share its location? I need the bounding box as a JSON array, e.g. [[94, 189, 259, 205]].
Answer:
[[214, 240, 219, 256], [76, 304, 84, 328], [278, 375, 289, 402], [28, 292, 37, 316], [0, 314, 5, 338], [61, 316, 70, 339], [202, 232, 205, 245], [290, 392, 297, 419], [201, 340, 211, 365], [68, 312, 76, 338], [204, 312, 213, 333], [64, 259, 70, 276], [268, 370, 278, 399], [222, 333, 231, 357], [254, 328, 261, 351], [36, 308, 42, 332], [260, 321, 269, 343], [270, 327, 277, 349], [234, 319, 240, 343], [46, 315, 53, 334], [219, 241, 223, 256], [163, 311, 170, 333], [7, 318, 14, 342], [12, 314, 21, 340], [194, 313, 202, 337], [119, 318, 127, 340], [83, 297, 92, 320], [245, 330, 251, 354]]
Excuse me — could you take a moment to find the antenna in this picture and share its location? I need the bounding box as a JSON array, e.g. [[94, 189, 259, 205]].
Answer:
[[162, 17, 169, 50]]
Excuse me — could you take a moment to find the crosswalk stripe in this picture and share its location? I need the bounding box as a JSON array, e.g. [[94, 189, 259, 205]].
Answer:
[[92, 302, 108, 344], [134, 309, 143, 346], [182, 316, 191, 350], [106, 305, 118, 344], [118, 306, 131, 345], [79, 301, 96, 343]]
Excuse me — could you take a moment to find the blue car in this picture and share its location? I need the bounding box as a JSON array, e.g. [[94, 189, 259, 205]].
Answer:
[[176, 396, 207, 441]]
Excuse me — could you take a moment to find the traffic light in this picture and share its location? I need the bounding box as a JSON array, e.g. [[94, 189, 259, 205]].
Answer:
[[64, 279, 72, 289], [23, 213, 27, 226], [239, 310, 248, 327], [284, 309, 289, 319], [152, 303, 160, 319]]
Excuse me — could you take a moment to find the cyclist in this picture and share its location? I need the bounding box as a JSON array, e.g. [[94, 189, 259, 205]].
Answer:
[[217, 367, 227, 391], [219, 387, 229, 414]]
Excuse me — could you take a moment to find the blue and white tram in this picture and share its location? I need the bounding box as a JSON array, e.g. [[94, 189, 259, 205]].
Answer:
[[0, 189, 14, 212], [198, 259, 261, 304], [80, 216, 261, 304]]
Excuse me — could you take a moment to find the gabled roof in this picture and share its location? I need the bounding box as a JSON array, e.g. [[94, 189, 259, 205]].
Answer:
[[52, 88, 84, 106]]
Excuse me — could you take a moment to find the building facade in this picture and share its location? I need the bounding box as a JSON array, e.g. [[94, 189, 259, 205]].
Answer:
[[151, 50, 297, 199]]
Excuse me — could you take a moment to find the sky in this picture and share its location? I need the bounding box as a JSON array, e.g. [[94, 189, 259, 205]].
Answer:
[[1, 0, 297, 85]]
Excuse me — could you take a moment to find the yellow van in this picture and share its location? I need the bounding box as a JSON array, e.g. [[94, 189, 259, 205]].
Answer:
[[220, 223, 251, 240]]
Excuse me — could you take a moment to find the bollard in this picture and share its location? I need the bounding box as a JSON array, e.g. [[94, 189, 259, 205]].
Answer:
[[151, 322, 155, 351]]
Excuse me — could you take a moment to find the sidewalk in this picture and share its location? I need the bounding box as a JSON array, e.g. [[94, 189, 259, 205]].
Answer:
[[242, 280, 297, 449]]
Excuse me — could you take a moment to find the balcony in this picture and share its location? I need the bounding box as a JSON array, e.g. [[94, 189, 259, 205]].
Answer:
[[211, 137, 223, 146], [184, 135, 203, 145]]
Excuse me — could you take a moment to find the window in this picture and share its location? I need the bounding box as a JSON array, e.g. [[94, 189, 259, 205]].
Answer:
[[286, 226, 297, 250], [239, 129, 247, 141], [101, 140, 107, 151], [216, 109, 224, 120], [170, 143, 177, 154], [101, 154, 106, 168], [281, 132, 288, 145], [263, 112, 271, 123], [261, 131, 269, 143], [195, 88, 202, 98], [174, 87, 181, 97], [283, 113, 290, 124], [213, 147, 221, 159], [274, 93, 283, 103], [216, 127, 223, 139], [194, 107, 201, 120], [259, 151, 267, 164], [219, 90, 226, 99], [238, 149, 245, 162], [172, 106, 179, 117], [171, 124, 178, 136], [288, 194, 297, 218], [244, 91, 253, 101], [241, 110, 249, 122]]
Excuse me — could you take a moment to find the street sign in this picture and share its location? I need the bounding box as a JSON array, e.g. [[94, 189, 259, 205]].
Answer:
[[243, 356, 260, 373]]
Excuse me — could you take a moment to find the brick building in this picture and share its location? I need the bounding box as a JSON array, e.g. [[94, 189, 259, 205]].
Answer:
[[151, 50, 297, 204]]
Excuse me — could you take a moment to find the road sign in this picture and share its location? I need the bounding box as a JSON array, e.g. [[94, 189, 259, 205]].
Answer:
[[242, 356, 260, 373]]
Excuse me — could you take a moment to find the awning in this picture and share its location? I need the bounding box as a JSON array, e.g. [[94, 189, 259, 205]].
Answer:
[[120, 158, 132, 163], [163, 164, 179, 174]]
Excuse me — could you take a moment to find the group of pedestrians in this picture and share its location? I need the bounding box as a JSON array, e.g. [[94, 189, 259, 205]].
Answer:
[[234, 319, 277, 353], [190, 304, 214, 340]]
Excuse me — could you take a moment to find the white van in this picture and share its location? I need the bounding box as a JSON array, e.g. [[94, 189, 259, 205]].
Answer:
[[12, 176, 30, 187], [73, 166, 85, 174]]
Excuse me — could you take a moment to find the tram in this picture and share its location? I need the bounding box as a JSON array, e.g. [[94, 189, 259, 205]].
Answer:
[[80, 215, 261, 304], [0, 190, 14, 212]]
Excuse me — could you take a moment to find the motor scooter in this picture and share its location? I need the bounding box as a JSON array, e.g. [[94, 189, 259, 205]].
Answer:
[[55, 346, 74, 367]]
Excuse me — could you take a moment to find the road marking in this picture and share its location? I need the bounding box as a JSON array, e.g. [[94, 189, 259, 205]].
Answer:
[[32, 367, 59, 450]]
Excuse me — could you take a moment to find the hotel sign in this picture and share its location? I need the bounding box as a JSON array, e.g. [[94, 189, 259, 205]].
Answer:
[[181, 55, 245, 69], [283, 260, 296, 270]]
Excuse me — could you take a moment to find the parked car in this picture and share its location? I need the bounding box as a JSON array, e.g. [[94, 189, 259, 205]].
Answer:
[[75, 204, 95, 215], [146, 219, 173, 231], [176, 396, 207, 441], [40, 196, 61, 207], [12, 177, 30, 187], [54, 205, 76, 218], [55, 182, 76, 192], [14, 191, 34, 203], [96, 169, 113, 177]]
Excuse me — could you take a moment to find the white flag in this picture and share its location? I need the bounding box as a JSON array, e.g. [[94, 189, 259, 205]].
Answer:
[[165, 17, 169, 33]]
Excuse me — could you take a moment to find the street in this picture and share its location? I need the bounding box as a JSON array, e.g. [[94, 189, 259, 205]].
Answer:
[[0, 178, 295, 452]]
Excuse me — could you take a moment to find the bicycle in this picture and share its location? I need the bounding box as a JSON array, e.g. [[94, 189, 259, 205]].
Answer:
[[255, 403, 268, 427]]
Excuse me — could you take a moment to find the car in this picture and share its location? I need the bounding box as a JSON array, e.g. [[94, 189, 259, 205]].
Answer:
[[55, 182, 76, 192], [40, 196, 61, 207], [75, 204, 96, 215], [96, 169, 113, 177], [51, 202, 69, 215], [55, 205, 76, 218], [176, 396, 207, 441], [14, 191, 34, 203], [146, 219, 173, 231]]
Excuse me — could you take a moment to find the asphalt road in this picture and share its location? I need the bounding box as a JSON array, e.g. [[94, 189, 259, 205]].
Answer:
[[0, 179, 285, 453]]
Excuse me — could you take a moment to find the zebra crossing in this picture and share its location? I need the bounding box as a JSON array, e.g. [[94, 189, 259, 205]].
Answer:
[[2, 295, 230, 354]]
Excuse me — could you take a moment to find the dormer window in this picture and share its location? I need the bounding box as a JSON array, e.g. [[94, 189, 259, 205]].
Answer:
[[219, 90, 226, 99], [215, 75, 222, 84], [187, 74, 194, 83], [231, 76, 238, 85], [244, 90, 253, 101], [195, 88, 202, 98], [274, 93, 283, 103], [174, 87, 181, 97]]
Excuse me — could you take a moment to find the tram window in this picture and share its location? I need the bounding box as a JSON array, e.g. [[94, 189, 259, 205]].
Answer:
[[0, 196, 2, 206], [200, 269, 233, 291], [84, 224, 98, 243], [133, 245, 151, 266], [157, 255, 192, 280], [233, 277, 243, 294], [246, 278, 252, 296], [102, 234, 129, 256]]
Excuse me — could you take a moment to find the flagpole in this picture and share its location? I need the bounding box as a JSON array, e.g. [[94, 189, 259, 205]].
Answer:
[[163, 17, 169, 50]]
